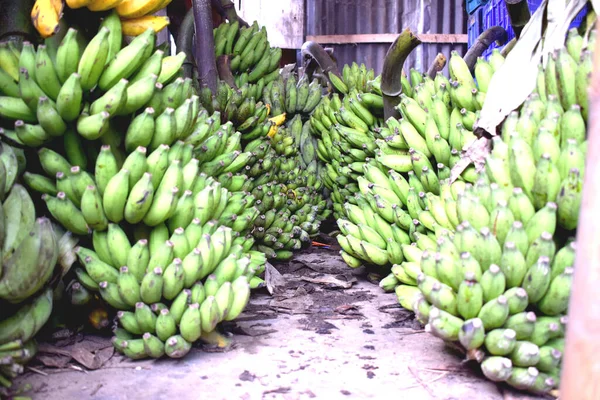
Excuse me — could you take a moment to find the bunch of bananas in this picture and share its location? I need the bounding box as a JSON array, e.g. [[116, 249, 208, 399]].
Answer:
[[262, 74, 323, 117], [392, 194, 571, 393], [214, 21, 282, 85], [32, 0, 171, 39], [334, 27, 593, 394], [70, 179, 265, 359], [485, 27, 592, 231], [0, 12, 187, 153], [0, 141, 62, 390], [328, 62, 377, 95], [199, 80, 274, 141], [236, 115, 330, 260]]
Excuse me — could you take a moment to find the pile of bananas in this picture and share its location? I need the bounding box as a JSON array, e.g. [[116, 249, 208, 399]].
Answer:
[[262, 74, 323, 117], [231, 115, 329, 260], [315, 50, 495, 226], [0, 12, 187, 152], [199, 80, 273, 142], [0, 141, 62, 390], [32, 0, 171, 39], [328, 62, 377, 95], [214, 21, 282, 85], [71, 177, 265, 359], [334, 27, 592, 394]]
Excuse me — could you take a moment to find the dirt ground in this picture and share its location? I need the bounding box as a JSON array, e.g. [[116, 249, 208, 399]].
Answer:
[[14, 246, 550, 400]]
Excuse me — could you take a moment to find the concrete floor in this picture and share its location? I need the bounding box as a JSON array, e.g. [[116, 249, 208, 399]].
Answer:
[[16, 248, 548, 400]]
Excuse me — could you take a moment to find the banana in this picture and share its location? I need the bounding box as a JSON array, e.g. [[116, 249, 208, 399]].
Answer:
[[81, 185, 109, 231], [31, 0, 61, 38], [164, 335, 191, 359], [34, 44, 62, 100], [102, 168, 130, 223], [139, 267, 164, 304], [78, 27, 111, 91], [43, 192, 89, 235]]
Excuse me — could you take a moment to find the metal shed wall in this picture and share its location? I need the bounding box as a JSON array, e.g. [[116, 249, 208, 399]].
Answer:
[[305, 0, 468, 74]]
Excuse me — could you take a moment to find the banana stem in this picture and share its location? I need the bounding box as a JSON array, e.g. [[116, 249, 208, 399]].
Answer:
[[463, 26, 508, 71], [505, 0, 531, 38], [426, 53, 447, 78], [300, 41, 341, 84], [193, 0, 218, 93], [211, 0, 249, 27], [216, 55, 237, 89], [381, 28, 422, 119], [177, 8, 196, 79]]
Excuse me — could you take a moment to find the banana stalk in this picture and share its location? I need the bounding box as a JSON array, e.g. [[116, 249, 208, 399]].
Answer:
[[381, 28, 422, 119], [505, 0, 532, 39], [463, 26, 509, 71]]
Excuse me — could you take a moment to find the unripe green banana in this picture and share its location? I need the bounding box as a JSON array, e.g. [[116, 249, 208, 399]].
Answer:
[[510, 341, 541, 368], [43, 192, 89, 235], [179, 303, 202, 342], [457, 273, 483, 320], [98, 29, 154, 90], [135, 302, 157, 333], [164, 334, 192, 359], [37, 96, 67, 137], [504, 311, 537, 340], [485, 328, 517, 356], [107, 223, 132, 268], [102, 168, 130, 223], [426, 306, 463, 341], [481, 356, 513, 382], [118, 311, 142, 335], [117, 266, 141, 307], [80, 185, 109, 231], [458, 317, 486, 350], [78, 27, 111, 91], [478, 294, 509, 330], [536, 267, 573, 316]]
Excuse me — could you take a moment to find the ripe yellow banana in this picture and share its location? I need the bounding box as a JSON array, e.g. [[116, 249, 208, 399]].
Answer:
[[121, 15, 170, 36], [66, 0, 93, 8], [31, 0, 61, 38], [88, 0, 126, 11], [116, 0, 163, 19]]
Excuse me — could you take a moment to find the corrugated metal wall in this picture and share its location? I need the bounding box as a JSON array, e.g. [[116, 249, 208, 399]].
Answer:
[[305, 0, 467, 75]]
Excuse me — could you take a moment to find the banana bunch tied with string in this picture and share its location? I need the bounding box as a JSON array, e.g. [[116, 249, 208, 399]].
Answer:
[[0, 140, 66, 392], [261, 73, 324, 118], [0, 12, 187, 154], [237, 115, 330, 260], [328, 62, 376, 95], [484, 27, 592, 231], [214, 20, 283, 86], [72, 183, 265, 360]]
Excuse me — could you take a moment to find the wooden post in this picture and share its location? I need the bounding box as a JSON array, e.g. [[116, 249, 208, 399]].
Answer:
[[193, 0, 218, 93], [559, 17, 600, 399]]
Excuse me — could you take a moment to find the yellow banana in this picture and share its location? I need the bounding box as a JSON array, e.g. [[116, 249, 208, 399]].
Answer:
[[117, 0, 163, 19], [31, 0, 61, 38], [66, 0, 93, 8], [121, 15, 170, 36], [88, 0, 126, 11]]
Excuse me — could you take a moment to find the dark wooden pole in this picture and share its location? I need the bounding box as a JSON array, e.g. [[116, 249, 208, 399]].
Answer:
[[193, 0, 218, 93]]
